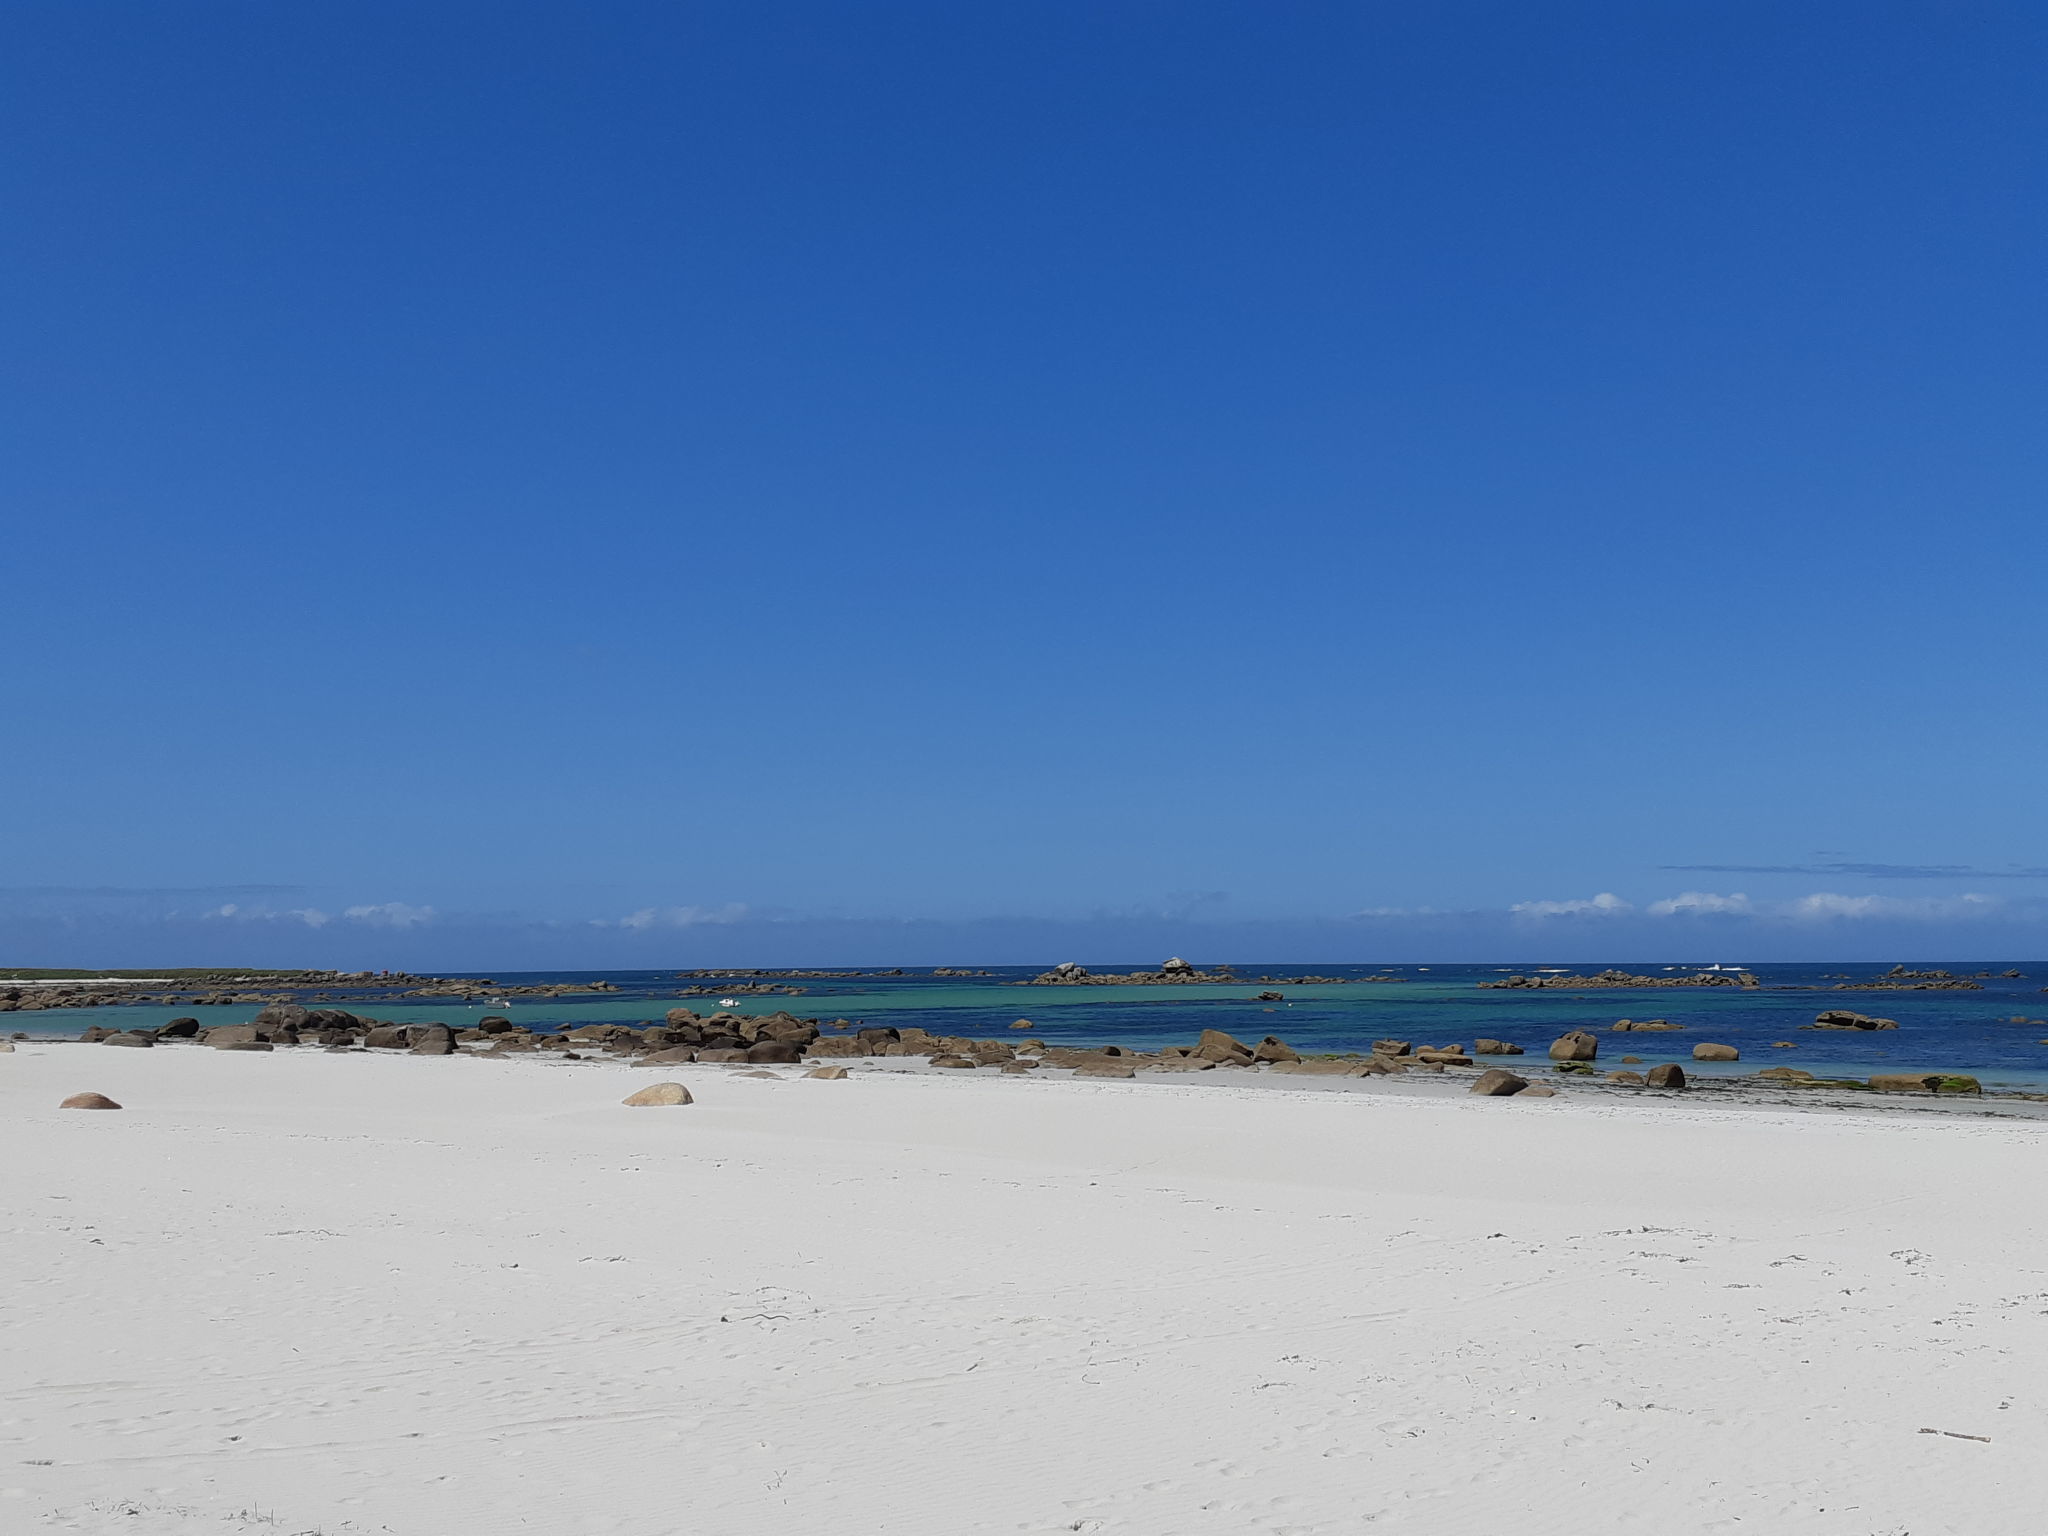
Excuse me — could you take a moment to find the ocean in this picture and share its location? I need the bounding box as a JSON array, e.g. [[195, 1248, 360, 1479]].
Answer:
[[12, 961, 2048, 1088]]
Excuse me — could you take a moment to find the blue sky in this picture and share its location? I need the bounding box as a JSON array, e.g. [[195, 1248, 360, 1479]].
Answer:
[[6, 2, 2047, 968]]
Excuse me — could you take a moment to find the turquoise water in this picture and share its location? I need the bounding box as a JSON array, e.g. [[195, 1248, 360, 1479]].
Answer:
[[12, 962, 2048, 1088]]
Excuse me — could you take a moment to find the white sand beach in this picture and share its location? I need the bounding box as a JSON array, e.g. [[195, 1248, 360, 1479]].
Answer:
[[6, 1045, 2046, 1536]]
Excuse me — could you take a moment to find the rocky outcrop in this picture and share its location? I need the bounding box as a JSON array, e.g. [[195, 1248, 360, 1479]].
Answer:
[[1483, 970, 1759, 990], [1611, 1018, 1683, 1031], [1806, 1010, 1899, 1030], [1019, 958, 1238, 985]]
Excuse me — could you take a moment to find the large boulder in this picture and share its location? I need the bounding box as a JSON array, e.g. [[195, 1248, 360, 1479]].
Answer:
[[1470, 1070, 1529, 1096], [253, 1003, 310, 1033], [203, 1025, 262, 1048], [363, 1025, 409, 1049], [1645, 1063, 1687, 1089], [60, 1092, 122, 1109], [622, 1082, 693, 1106], [1548, 1031, 1599, 1062], [477, 1015, 519, 1033], [1692, 1043, 1740, 1061], [745, 1040, 802, 1064], [1252, 1036, 1299, 1064], [1611, 1018, 1683, 1032], [638, 1047, 697, 1064], [1372, 1038, 1411, 1056], [1472, 1039, 1523, 1055], [157, 1017, 202, 1038], [411, 1026, 456, 1056], [1075, 1061, 1137, 1078], [102, 1032, 154, 1048], [1193, 1029, 1252, 1063], [1811, 1010, 1900, 1031], [1605, 1070, 1646, 1085], [663, 1007, 702, 1028], [930, 1054, 978, 1069]]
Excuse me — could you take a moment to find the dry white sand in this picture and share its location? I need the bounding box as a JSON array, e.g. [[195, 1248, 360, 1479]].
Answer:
[[5, 1046, 2046, 1536]]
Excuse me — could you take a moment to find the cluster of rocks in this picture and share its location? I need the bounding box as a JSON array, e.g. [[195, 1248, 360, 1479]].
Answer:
[[1019, 958, 1236, 985], [1831, 972, 1983, 991], [1480, 970, 1760, 990]]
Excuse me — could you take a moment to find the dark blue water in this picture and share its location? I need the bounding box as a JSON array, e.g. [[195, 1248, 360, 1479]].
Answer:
[[15, 961, 2048, 1087]]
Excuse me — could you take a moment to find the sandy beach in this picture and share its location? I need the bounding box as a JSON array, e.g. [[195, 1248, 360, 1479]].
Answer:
[[7, 1045, 2047, 1536]]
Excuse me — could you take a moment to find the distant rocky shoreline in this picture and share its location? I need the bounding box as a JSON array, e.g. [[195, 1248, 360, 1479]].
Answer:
[[38, 1001, 2028, 1111]]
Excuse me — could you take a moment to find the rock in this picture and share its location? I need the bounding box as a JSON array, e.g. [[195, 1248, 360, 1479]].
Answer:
[[622, 1082, 693, 1106], [1001, 1059, 1041, 1073], [1413, 1050, 1475, 1066], [1620, 1055, 1643, 1064], [1010, 1018, 1034, 1029], [1472, 1039, 1523, 1055], [1645, 1063, 1686, 1089], [1548, 1031, 1599, 1062], [1193, 1028, 1252, 1062], [1611, 1018, 1683, 1031], [158, 1017, 202, 1038], [1255, 991, 1284, 1002], [738, 1070, 782, 1079], [1757, 1067, 1812, 1081], [102, 1032, 154, 1047], [745, 1040, 802, 1064], [202, 1024, 262, 1047], [0, 1041, 12, 1052], [411, 1026, 455, 1056], [1605, 1070, 1646, 1085], [1372, 1039, 1412, 1056], [1075, 1061, 1137, 1078], [1869, 1073, 1982, 1095], [60, 1092, 122, 1109], [696, 1048, 748, 1063], [363, 1025, 409, 1049], [806, 1065, 850, 1079], [253, 1003, 310, 1033], [1518, 1084, 1558, 1097], [1160, 957, 1195, 973], [1470, 1069, 1529, 1096], [1692, 1043, 1740, 1061], [1809, 1010, 1900, 1031], [214, 1041, 275, 1052], [1252, 1036, 1300, 1063], [1149, 1057, 1214, 1072], [477, 1015, 518, 1033], [930, 1054, 978, 1069], [1773, 1041, 1797, 1048]]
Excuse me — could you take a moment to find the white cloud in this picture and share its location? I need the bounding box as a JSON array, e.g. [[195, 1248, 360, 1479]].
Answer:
[[612, 903, 751, 930], [1648, 891, 1753, 916], [1786, 891, 1998, 921], [342, 902, 435, 928], [1510, 892, 1632, 919]]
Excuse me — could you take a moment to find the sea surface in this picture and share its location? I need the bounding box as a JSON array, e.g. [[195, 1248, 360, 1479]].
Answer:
[[16, 962, 2048, 1089]]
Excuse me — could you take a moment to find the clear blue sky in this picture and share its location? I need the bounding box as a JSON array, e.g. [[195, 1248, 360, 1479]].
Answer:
[[6, 2, 2047, 967]]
